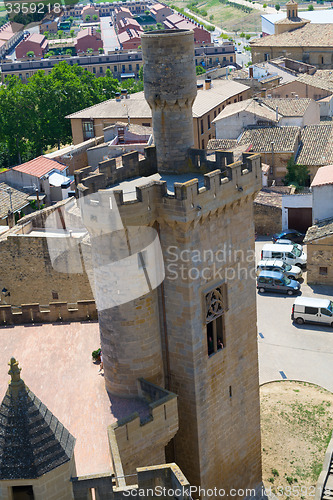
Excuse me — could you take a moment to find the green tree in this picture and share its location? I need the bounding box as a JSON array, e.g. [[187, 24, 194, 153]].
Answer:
[[263, 3, 267, 7], [85, 15, 91, 22], [26, 51, 35, 58], [283, 157, 310, 188], [58, 30, 63, 39], [93, 14, 98, 21], [139, 66, 143, 81], [98, 47, 104, 54], [66, 48, 73, 55], [245, 34, 251, 40], [275, 3, 280, 10], [0, 76, 34, 164], [43, 30, 49, 38], [196, 65, 206, 75], [69, 16, 74, 23], [86, 48, 93, 54], [240, 32, 245, 37], [144, 10, 150, 15], [308, 4, 314, 10], [69, 29, 75, 38]]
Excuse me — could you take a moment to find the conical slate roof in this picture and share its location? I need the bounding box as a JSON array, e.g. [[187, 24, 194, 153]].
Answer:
[[0, 358, 75, 480]]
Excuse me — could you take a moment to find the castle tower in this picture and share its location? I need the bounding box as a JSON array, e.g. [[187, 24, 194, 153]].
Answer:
[[0, 358, 76, 500], [76, 29, 262, 498], [141, 30, 197, 173]]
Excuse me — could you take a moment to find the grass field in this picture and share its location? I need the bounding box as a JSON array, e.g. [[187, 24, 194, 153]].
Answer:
[[166, 0, 261, 32]]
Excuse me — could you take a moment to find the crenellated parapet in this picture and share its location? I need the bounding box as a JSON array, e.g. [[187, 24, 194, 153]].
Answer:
[[74, 147, 262, 226]]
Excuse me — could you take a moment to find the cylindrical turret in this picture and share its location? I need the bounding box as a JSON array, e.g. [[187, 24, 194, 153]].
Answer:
[[79, 191, 165, 397], [141, 30, 197, 174]]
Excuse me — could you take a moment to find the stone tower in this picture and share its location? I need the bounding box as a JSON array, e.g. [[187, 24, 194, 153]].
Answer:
[[76, 29, 262, 499], [286, 0, 298, 18], [142, 30, 197, 173]]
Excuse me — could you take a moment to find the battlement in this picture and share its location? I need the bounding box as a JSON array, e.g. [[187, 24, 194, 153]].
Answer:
[[108, 379, 178, 487], [74, 147, 262, 220], [0, 300, 97, 325]]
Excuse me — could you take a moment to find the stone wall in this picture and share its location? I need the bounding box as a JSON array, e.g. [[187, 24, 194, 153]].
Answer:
[[0, 233, 94, 307], [254, 202, 282, 235], [45, 137, 104, 175], [0, 199, 94, 308], [0, 300, 97, 325], [108, 380, 178, 486], [0, 458, 75, 500], [306, 234, 333, 285]]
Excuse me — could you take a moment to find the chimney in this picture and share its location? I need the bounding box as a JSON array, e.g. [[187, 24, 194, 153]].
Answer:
[[205, 77, 211, 90], [115, 92, 121, 101], [7, 210, 15, 229]]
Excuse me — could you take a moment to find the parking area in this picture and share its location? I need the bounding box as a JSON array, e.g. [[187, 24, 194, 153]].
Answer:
[[256, 238, 333, 392]]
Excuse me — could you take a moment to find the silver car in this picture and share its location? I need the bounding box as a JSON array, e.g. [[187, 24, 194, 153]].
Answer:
[[256, 259, 302, 281]]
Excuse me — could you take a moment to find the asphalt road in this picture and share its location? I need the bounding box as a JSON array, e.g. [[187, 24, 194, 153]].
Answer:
[[256, 238, 333, 392], [100, 16, 119, 53]]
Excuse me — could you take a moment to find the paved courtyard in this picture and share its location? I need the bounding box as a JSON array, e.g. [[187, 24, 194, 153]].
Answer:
[[0, 321, 114, 477], [256, 238, 333, 392]]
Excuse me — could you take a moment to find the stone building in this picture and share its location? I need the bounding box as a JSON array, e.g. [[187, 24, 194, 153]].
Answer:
[[274, 0, 309, 36], [67, 79, 249, 149], [295, 124, 333, 182], [250, 19, 333, 68], [238, 125, 301, 183], [73, 29, 262, 498], [304, 218, 333, 285]]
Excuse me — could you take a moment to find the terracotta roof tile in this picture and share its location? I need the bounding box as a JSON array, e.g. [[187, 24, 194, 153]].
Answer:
[[311, 164, 333, 187], [251, 23, 333, 48], [262, 97, 312, 116], [239, 126, 300, 152], [296, 124, 333, 166], [12, 156, 66, 178], [0, 182, 30, 219], [304, 217, 333, 242], [207, 139, 238, 150]]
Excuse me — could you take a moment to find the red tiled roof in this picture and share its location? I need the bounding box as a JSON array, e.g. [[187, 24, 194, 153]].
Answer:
[[12, 156, 66, 178], [29, 33, 46, 44], [311, 164, 333, 187]]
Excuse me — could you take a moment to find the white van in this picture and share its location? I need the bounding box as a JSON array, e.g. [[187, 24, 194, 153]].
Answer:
[[292, 297, 333, 326], [261, 243, 306, 268]]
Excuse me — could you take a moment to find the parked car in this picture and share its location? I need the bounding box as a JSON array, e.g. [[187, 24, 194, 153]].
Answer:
[[257, 271, 300, 295], [275, 238, 303, 253], [261, 243, 307, 268], [292, 297, 333, 326], [272, 229, 305, 244], [256, 259, 302, 281]]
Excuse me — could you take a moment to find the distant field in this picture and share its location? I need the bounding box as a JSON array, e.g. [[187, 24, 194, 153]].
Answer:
[[166, 0, 261, 32]]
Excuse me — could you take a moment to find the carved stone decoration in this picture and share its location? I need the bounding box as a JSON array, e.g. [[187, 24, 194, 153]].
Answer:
[[205, 285, 226, 323]]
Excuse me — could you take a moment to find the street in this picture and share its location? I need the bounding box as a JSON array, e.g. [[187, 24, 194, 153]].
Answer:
[[100, 16, 119, 53], [256, 238, 333, 392]]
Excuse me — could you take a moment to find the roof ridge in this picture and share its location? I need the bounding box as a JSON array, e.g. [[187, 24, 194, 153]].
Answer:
[[0, 358, 75, 480]]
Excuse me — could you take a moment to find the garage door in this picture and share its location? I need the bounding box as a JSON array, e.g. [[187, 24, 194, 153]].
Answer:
[[288, 207, 312, 232]]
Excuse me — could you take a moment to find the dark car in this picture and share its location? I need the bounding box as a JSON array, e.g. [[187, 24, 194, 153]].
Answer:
[[272, 229, 305, 244], [257, 271, 300, 295]]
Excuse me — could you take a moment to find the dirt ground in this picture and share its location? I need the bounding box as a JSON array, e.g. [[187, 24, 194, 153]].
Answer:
[[261, 381, 333, 499]]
